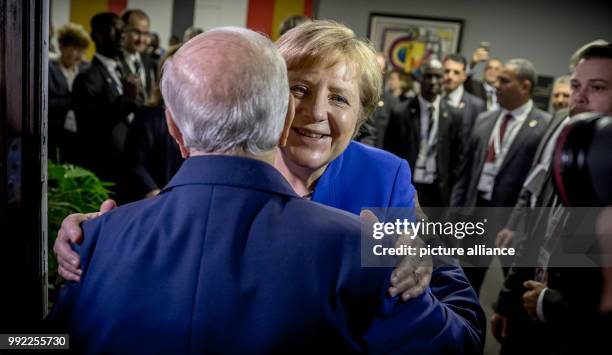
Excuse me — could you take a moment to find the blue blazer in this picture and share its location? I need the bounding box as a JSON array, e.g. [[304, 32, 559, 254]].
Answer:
[[314, 141, 485, 345], [313, 141, 416, 213], [50, 155, 483, 354]]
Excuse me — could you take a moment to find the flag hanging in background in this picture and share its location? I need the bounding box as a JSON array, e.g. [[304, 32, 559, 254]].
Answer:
[[247, 0, 313, 41]]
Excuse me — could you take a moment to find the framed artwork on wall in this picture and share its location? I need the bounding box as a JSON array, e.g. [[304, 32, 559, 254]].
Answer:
[[368, 13, 464, 73]]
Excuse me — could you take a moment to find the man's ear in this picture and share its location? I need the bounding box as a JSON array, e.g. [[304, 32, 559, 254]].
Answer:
[[165, 109, 190, 159], [278, 94, 295, 147], [521, 79, 533, 95]]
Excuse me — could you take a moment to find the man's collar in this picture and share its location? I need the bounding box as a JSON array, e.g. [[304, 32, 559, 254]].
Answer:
[[484, 82, 495, 91], [123, 50, 140, 61], [501, 99, 533, 120], [162, 155, 298, 198], [94, 53, 119, 68], [418, 94, 440, 109], [445, 85, 464, 106]]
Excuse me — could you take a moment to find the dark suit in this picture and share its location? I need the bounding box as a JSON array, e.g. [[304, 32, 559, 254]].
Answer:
[[118, 52, 157, 100], [72, 55, 139, 184], [451, 106, 551, 208], [464, 76, 486, 101], [504, 108, 570, 234], [356, 91, 399, 148], [49, 156, 484, 354], [121, 106, 183, 202], [495, 207, 603, 355], [48, 59, 89, 163], [384, 97, 464, 207], [450, 105, 551, 292], [457, 91, 486, 150]]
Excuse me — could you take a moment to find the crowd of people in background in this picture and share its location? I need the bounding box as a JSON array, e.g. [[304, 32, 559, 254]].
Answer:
[[47, 8, 612, 354]]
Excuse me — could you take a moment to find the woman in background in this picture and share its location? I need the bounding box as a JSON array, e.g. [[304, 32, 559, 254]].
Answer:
[[48, 23, 90, 163]]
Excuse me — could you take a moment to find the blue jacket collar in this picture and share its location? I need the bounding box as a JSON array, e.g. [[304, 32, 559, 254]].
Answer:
[[162, 155, 298, 198]]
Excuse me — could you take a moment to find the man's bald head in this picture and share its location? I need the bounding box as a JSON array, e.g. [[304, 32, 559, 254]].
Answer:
[[161, 28, 289, 155]]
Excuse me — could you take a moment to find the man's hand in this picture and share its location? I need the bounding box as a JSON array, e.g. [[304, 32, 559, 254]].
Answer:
[[122, 74, 142, 101], [522, 280, 546, 321], [360, 209, 433, 301], [490, 313, 508, 343], [53, 199, 117, 281], [470, 47, 489, 68], [389, 232, 433, 301], [496, 228, 515, 248]]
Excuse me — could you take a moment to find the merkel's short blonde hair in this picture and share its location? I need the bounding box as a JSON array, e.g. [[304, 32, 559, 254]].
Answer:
[[57, 23, 91, 49], [276, 20, 382, 132]]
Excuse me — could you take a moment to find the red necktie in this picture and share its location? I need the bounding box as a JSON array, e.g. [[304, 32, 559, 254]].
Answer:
[[485, 113, 513, 162]]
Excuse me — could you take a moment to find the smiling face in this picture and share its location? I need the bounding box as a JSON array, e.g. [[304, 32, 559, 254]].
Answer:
[[123, 15, 151, 54], [283, 60, 361, 174]]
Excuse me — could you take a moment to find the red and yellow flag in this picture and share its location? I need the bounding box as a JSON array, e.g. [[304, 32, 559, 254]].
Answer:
[[247, 0, 313, 41]]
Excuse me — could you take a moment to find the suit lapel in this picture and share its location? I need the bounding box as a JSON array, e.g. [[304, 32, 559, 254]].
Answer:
[[498, 108, 541, 173], [404, 98, 421, 145], [531, 110, 567, 165], [437, 101, 452, 142], [474, 111, 499, 179], [93, 56, 121, 99]]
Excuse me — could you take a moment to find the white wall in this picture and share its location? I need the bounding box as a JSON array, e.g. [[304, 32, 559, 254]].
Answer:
[[51, 0, 70, 30], [316, 0, 612, 78], [193, 0, 248, 31], [127, 0, 174, 48]]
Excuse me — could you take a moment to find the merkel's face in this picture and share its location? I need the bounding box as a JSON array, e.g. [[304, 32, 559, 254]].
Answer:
[[284, 61, 361, 172], [569, 58, 612, 116]]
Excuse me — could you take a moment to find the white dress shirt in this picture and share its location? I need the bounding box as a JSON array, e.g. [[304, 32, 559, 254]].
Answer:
[[445, 85, 464, 108], [94, 53, 123, 94]]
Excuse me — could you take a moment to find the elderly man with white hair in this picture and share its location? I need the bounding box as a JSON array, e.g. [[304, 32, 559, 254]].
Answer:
[[49, 27, 479, 354]]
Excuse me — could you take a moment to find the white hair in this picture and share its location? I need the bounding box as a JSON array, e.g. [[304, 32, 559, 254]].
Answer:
[[160, 27, 289, 155]]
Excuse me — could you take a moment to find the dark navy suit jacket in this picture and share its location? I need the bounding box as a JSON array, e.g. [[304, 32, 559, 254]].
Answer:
[[51, 155, 483, 354]]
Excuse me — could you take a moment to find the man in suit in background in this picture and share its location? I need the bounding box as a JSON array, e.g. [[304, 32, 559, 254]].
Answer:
[[442, 53, 486, 149], [451, 58, 551, 293], [120, 9, 157, 100], [72, 12, 140, 186], [549, 75, 571, 114], [492, 42, 612, 355], [384, 59, 464, 215], [465, 45, 503, 111], [50, 27, 484, 354]]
